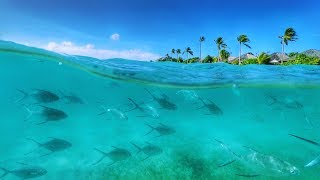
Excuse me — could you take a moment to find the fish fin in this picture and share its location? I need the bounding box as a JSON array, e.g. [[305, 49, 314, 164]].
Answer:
[[111, 146, 122, 150], [242, 146, 261, 154], [37, 105, 49, 109], [217, 159, 236, 168], [36, 121, 49, 125], [0, 168, 9, 178], [197, 97, 206, 105], [107, 161, 116, 166], [23, 105, 34, 121], [141, 156, 151, 161], [15, 89, 29, 103], [235, 174, 260, 178], [16, 162, 28, 166], [145, 141, 152, 145], [207, 99, 215, 104], [214, 138, 241, 158], [145, 124, 155, 136], [40, 151, 53, 157], [93, 148, 108, 155], [154, 134, 163, 138], [195, 106, 205, 110], [288, 133, 320, 147], [158, 123, 167, 127], [92, 148, 108, 165], [144, 88, 156, 99], [26, 138, 42, 146], [24, 147, 39, 156], [130, 142, 142, 153], [304, 155, 320, 167], [127, 98, 138, 109], [97, 111, 107, 116], [91, 156, 107, 166]]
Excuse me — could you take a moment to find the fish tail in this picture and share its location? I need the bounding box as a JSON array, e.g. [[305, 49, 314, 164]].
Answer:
[[130, 142, 142, 153], [26, 138, 42, 146], [144, 88, 155, 99], [0, 168, 9, 178], [15, 89, 29, 103], [198, 97, 206, 105], [23, 105, 34, 121], [126, 98, 138, 112], [145, 124, 155, 135]]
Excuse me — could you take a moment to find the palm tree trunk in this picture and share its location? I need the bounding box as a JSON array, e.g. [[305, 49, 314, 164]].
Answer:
[[281, 39, 284, 64], [200, 42, 202, 63], [218, 47, 221, 62], [239, 43, 242, 65]]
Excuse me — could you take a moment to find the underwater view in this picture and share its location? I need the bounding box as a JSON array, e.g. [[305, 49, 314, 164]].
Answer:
[[1, 41, 320, 179], [1, 0, 320, 179]]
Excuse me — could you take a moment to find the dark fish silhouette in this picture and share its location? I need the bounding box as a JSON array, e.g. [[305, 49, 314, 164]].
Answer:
[[198, 97, 223, 116], [130, 142, 163, 161], [145, 123, 176, 137], [266, 94, 303, 109], [288, 133, 320, 147], [92, 146, 131, 166], [26, 137, 72, 156], [126, 98, 160, 119], [235, 174, 260, 178], [144, 88, 177, 110], [16, 89, 59, 103], [217, 159, 236, 168], [0, 166, 47, 179], [24, 105, 68, 124], [127, 98, 145, 112], [289, 133, 320, 167], [214, 139, 299, 176]]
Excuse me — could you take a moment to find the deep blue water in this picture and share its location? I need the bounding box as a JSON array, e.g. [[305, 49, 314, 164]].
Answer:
[[0, 40, 320, 179]]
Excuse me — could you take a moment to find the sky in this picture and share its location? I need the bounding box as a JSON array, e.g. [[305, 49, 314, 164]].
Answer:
[[1, 0, 320, 60]]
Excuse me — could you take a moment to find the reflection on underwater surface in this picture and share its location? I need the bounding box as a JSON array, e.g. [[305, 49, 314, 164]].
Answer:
[[1, 41, 320, 179]]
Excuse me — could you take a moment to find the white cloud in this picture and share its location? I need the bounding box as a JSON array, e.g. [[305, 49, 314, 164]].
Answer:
[[110, 33, 120, 41], [45, 41, 160, 61]]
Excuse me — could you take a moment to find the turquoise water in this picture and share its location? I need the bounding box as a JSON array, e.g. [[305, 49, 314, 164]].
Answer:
[[1, 40, 320, 179]]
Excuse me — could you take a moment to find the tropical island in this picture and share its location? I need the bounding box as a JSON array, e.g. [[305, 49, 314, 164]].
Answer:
[[157, 28, 320, 65]]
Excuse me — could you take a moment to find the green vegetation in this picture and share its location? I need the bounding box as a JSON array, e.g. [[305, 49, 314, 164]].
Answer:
[[157, 27, 320, 65], [214, 37, 227, 62], [283, 54, 320, 65], [237, 34, 251, 65], [279, 28, 298, 64], [199, 36, 205, 62]]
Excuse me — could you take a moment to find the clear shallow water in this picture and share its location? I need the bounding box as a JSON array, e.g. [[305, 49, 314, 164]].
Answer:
[[0, 40, 320, 179]]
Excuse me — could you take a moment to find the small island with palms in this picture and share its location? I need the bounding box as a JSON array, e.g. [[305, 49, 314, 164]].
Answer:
[[157, 28, 320, 65]]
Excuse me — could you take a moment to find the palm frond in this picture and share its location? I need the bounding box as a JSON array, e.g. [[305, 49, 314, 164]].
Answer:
[[244, 43, 251, 49]]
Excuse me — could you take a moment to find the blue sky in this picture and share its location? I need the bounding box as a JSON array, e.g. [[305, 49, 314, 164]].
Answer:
[[1, 0, 320, 60]]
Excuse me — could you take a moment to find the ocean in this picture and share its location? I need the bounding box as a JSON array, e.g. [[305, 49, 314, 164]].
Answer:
[[0, 40, 320, 179]]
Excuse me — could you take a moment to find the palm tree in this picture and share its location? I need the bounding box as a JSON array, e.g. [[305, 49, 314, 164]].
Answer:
[[278, 28, 298, 64], [183, 47, 193, 60], [176, 49, 181, 59], [171, 48, 176, 58], [214, 37, 227, 62], [220, 49, 230, 62], [257, 52, 270, 64], [199, 36, 205, 62], [237, 35, 251, 65]]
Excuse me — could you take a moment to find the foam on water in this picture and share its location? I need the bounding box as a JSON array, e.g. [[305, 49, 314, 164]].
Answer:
[[1, 40, 320, 179]]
